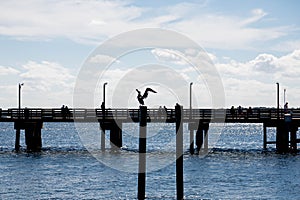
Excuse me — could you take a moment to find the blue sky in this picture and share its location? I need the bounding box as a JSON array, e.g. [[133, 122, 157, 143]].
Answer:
[[1, 0, 300, 108]]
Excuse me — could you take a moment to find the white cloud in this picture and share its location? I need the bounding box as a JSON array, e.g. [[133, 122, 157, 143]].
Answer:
[[240, 8, 267, 26], [151, 48, 187, 65], [18, 61, 75, 107], [0, 0, 146, 44], [0, 65, 20, 76], [272, 40, 300, 52], [20, 61, 74, 90], [215, 49, 300, 107], [167, 8, 288, 50], [0, 1, 294, 51], [89, 54, 120, 65]]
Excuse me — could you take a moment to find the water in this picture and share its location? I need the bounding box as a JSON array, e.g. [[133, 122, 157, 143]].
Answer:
[[0, 122, 299, 199]]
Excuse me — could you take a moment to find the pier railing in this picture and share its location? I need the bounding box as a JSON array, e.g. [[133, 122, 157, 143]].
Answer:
[[1, 107, 300, 123]]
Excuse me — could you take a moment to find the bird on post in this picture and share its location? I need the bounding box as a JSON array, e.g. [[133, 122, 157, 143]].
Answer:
[[136, 88, 157, 105]]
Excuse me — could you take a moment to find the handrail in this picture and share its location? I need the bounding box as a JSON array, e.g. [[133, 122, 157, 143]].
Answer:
[[0, 108, 298, 122]]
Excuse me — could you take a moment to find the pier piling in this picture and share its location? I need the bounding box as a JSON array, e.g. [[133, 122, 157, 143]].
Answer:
[[204, 125, 209, 153], [276, 123, 289, 153], [109, 121, 122, 149], [175, 104, 184, 200], [101, 127, 105, 151], [138, 106, 147, 200], [263, 124, 267, 149], [14, 120, 43, 152], [15, 128, 20, 152], [189, 129, 194, 155], [290, 126, 298, 152]]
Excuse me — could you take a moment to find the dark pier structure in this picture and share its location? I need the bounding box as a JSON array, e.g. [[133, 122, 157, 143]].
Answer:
[[0, 106, 300, 153]]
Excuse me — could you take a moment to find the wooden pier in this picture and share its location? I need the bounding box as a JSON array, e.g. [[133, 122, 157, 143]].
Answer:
[[0, 107, 300, 153]]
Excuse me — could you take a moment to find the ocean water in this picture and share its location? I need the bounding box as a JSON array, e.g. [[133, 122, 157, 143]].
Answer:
[[0, 122, 299, 199]]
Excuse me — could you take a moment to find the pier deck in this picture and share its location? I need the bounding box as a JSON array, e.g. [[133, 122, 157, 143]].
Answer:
[[1, 107, 300, 125]]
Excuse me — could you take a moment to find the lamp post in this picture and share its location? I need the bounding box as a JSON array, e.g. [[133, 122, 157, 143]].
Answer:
[[189, 82, 193, 119], [101, 82, 108, 151], [103, 82, 108, 108], [276, 82, 279, 120], [19, 83, 24, 111], [284, 88, 286, 105], [15, 83, 23, 152]]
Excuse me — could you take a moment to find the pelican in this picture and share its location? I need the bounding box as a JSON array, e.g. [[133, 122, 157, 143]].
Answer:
[[136, 88, 157, 105]]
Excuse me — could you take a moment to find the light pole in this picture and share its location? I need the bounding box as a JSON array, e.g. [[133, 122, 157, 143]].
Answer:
[[103, 82, 108, 108], [276, 82, 279, 120], [189, 82, 193, 119], [284, 88, 286, 105], [101, 82, 108, 151], [18, 83, 24, 110], [16, 83, 23, 152]]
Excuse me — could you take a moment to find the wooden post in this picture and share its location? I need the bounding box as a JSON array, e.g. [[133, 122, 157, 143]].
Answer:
[[204, 123, 209, 154], [276, 123, 289, 153], [101, 127, 105, 151], [138, 106, 147, 200], [196, 123, 203, 153], [290, 126, 298, 152], [25, 121, 42, 152], [189, 129, 194, 155], [109, 121, 122, 149], [263, 124, 267, 149], [175, 104, 184, 200], [15, 128, 20, 152]]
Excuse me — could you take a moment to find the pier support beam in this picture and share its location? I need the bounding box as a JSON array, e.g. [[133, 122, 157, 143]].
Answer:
[[276, 123, 289, 153], [263, 124, 267, 150], [290, 126, 298, 153], [15, 128, 21, 152], [110, 122, 122, 149], [100, 125, 105, 151], [138, 106, 147, 200], [204, 126, 209, 153], [195, 122, 209, 153], [189, 129, 194, 155], [196, 125, 203, 153], [14, 121, 43, 152], [175, 104, 184, 200]]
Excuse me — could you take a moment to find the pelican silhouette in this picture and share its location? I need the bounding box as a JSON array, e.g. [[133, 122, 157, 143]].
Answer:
[[136, 88, 157, 105]]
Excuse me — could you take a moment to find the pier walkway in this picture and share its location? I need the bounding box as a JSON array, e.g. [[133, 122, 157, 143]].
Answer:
[[1, 107, 300, 123], [0, 107, 299, 153]]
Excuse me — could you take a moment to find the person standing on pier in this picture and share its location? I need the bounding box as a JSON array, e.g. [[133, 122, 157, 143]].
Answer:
[[101, 102, 105, 119], [230, 106, 235, 119], [61, 105, 66, 119], [238, 106, 242, 119], [284, 102, 288, 113]]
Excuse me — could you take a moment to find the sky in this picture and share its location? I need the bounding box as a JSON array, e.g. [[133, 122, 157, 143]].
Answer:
[[1, 0, 300, 109]]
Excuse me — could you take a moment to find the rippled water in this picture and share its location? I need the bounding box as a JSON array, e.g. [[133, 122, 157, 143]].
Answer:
[[0, 122, 299, 199]]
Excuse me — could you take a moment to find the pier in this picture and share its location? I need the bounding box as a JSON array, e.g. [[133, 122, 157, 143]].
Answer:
[[0, 106, 299, 153]]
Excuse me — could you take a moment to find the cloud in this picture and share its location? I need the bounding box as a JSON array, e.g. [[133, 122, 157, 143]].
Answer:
[[0, 1, 295, 51], [151, 48, 187, 65], [167, 8, 289, 50], [272, 40, 300, 52], [0, 0, 146, 44], [20, 61, 74, 90], [250, 53, 278, 72], [240, 8, 267, 26], [18, 61, 75, 107], [215, 49, 300, 107], [0, 65, 20, 76], [89, 54, 120, 65]]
